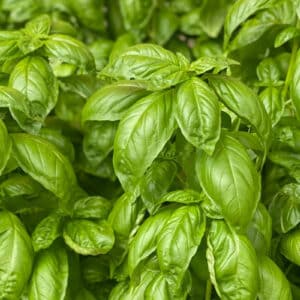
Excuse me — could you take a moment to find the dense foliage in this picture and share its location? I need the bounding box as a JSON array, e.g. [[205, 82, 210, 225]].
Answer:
[[0, 0, 300, 299]]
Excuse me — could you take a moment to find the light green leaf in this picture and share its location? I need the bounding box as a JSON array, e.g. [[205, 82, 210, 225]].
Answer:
[[258, 256, 292, 300], [102, 44, 190, 91], [0, 30, 23, 61], [32, 213, 63, 252], [291, 50, 300, 119], [257, 58, 281, 83], [73, 196, 112, 219], [63, 219, 115, 255], [0, 119, 11, 175], [246, 203, 272, 255], [157, 205, 205, 288], [145, 274, 171, 300], [197, 133, 260, 229], [0, 210, 33, 299], [119, 0, 157, 30], [28, 242, 69, 300], [82, 81, 149, 124], [280, 229, 300, 266], [9, 56, 58, 121], [113, 90, 176, 191], [140, 160, 177, 214], [24, 14, 51, 35], [11, 134, 77, 207], [269, 183, 300, 233], [43, 34, 95, 71], [275, 26, 300, 48], [176, 77, 221, 155], [207, 220, 259, 300], [208, 75, 271, 148], [128, 208, 174, 276]]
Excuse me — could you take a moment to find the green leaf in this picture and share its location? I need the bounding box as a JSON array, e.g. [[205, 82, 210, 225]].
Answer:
[[269, 183, 300, 233], [119, 0, 157, 30], [102, 44, 190, 91], [280, 228, 300, 265], [259, 87, 284, 127], [157, 205, 205, 288], [32, 213, 63, 252], [208, 75, 271, 148], [82, 81, 149, 124], [257, 58, 281, 83], [63, 219, 115, 255], [224, 0, 275, 46], [140, 160, 177, 214], [28, 242, 69, 300], [275, 26, 300, 48], [207, 220, 259, 300], [128, 208, 174, 276], [246, 203, 272, 255], [197, 133, 260, 229], [258, 256, 292, 300], [9, 56, 58, 121], [24, 14, 51, 35], [113, 90, 176, 191], [0, 31, 23, 61], [0, 210, 33, 299], [145, 274, 171, 300], [291, 50, 300, 119], [42, 34, 95, 71], [73, 196, 112, 219], [0, 119, 11, 175], [176, 77, 221, 155], [11, 134, 77, 207]]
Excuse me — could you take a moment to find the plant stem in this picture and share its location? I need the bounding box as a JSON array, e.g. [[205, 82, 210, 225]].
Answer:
[[205, 280, 212, 300]]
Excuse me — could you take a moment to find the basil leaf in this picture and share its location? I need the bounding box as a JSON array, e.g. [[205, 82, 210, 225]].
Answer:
[[113, 90, 176, 191], [280, 229, 300, 266], [291, 50, 300, 119], [28, 242, 69, 300], [119, 0, 156, 30], [82, 81, 149, 124], [73, 196, 112, 219], [102, 44, 190, 91], [9, 56, 58, 122], [63, 219, 115, 255], [0, 210, 33, 299], [257, 58, 281, 83], [157, 205, 205, 289], [24, 14, 51, 35], [246, 203, 272, 255], [197, 133, 260, 229], [43, 34, 95, 71], [128, 208, 174, 276], [207, 220, 259, 300], [224, 0, 275, 46], [208, 75, 271, 148], [269, 183, 300, 233], [32, 213, 63, 252], [145, 274, 171, 300], [140, 160, 177, 214], [176, 77, 221, 155], [0, 119, 11, 175], [0, 30, 23, 61], [275, 26, 300, 48], [258, 256, 292, 300], [11, 134, 77, 207]]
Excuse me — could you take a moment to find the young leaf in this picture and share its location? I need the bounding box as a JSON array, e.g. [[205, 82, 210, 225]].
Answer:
[[208, 75, 271, 148], [24, 14, 51, 35], [0, 30, 23, 61], [82, 81, 149, 124], [11, 134, 77, 206], [0, 210, 33, 299], [113, 90, 176, 191], [258, 256, 293, 300], [102, 44, 190, 91], [0, 119, 11, 175], [176, 77, 221, 155], [207, 220, 259, 300], [32, 213, 63, 252], [140, 160, 177, 214], [275, 26, 300, 48], [157, 205, 205, 289], [9, 56, 58, 121], [42, 34, 95, 71], [291, 50, 300, 119], [63, 219, 115, 255], [28, 242, 69, 300], [197, 133, 260, 229], [145, 274, 171, 300], [280, 229, 300, 266]]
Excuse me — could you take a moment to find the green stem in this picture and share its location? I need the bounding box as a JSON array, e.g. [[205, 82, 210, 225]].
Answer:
[[205, 280, 212, 300]]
